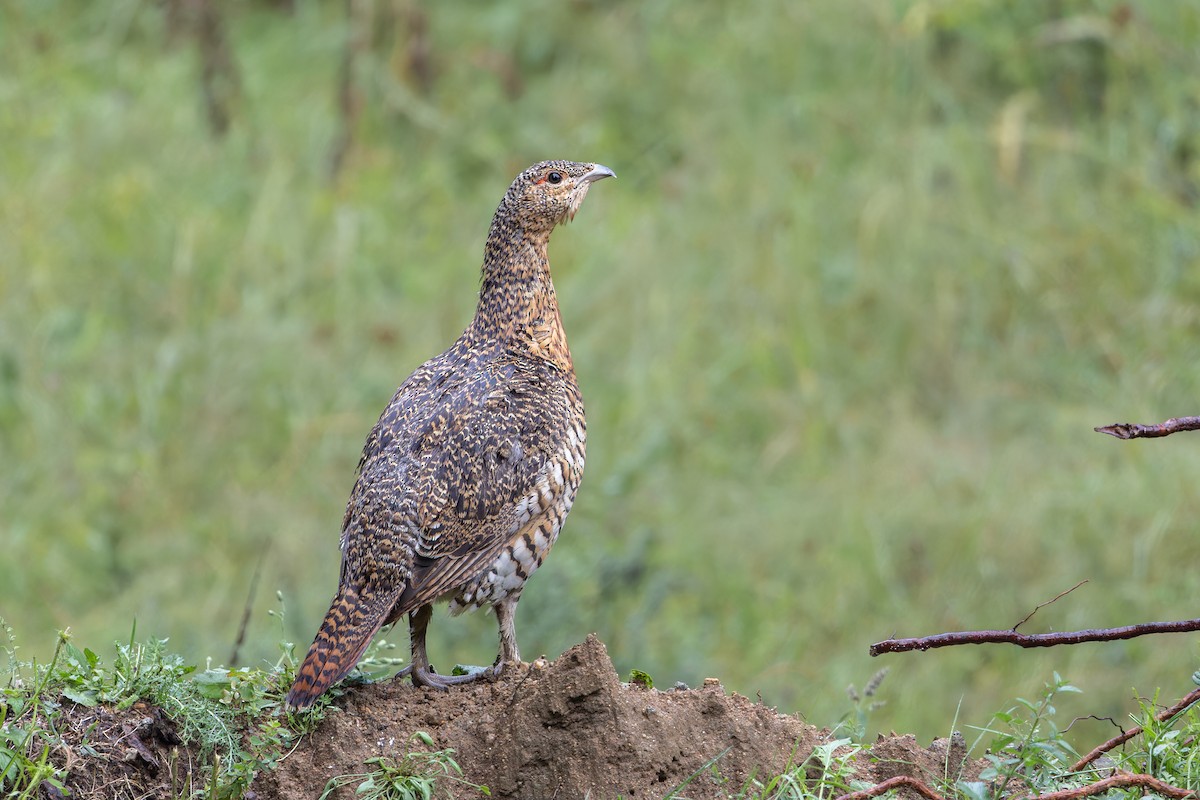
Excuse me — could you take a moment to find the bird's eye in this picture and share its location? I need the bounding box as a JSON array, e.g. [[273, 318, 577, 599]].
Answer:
[[546, 171, 563, 184]]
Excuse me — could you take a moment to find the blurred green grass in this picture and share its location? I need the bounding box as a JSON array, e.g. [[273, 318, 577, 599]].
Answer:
[[3, 0, 1200, 742]]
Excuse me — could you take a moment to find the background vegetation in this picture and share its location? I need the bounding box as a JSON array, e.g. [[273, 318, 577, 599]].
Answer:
[[3, 0, 1200, 744]]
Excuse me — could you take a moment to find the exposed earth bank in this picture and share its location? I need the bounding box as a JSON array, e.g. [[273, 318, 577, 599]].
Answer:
[[47, 635, 979, 799], [260, 635, 976, 799]]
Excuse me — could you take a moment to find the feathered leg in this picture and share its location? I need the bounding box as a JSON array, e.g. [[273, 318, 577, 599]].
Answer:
[[396, 597, 524, 689], [494, 594, 521, 669]]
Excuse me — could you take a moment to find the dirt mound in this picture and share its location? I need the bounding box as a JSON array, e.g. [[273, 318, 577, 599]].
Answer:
[[27, 636, 976, 799], [262, 635, 977, 799]]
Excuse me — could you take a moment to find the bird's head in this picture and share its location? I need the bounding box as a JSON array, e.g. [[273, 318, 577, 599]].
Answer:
[[497, 160, 616, 236]]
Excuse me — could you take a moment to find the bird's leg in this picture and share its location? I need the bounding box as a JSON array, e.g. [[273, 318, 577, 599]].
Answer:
[[427, 595, 523, 684], [394, 598, 525, 689], [398, 603, 453, 690], [410, 603, 435, 672], [493, 594, 521, 671], [394, 603, 491, 690]]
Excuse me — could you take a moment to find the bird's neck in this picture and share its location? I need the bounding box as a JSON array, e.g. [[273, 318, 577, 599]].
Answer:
[[470, 219, 573, 372]]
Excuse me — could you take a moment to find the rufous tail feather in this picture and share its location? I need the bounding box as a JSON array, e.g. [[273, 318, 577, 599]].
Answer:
[[285, 584, 397, 709]]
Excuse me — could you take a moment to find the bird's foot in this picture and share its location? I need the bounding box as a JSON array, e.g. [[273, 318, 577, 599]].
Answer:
[[395, 661, 513, 690], [449, 663, 497, 681], [420, 665, 489, 690]]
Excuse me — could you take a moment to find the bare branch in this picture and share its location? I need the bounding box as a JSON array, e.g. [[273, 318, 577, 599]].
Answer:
[[1095, 416, 1200, 440], [831, 772, 1195, 800], [833, 775, 948, 800], [1071, 686, 1200, 772], [1015, 771, 1194, 800], [1012, 581, 1088, 633], [870, 618, 1200, 656]]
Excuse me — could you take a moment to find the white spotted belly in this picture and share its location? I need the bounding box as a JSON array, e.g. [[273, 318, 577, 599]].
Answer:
[[448, 461, 578, 613], [448, 512, 565, 613]]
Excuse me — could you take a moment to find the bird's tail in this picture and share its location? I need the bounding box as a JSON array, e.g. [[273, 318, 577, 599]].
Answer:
[[285, 582, 397, 710]]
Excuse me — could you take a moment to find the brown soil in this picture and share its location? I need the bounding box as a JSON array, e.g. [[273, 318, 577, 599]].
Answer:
[[37, 700, 196, 799], [261, 636, 977, 799], [39, 636, 980, 799]]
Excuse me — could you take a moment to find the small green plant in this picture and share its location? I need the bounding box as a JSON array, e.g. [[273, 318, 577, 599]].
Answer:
[[1131, 689, 1189, 778], [670, 738, 867, 800], [962, 672, 1082, 800], [0, 614, 320, 800], [629, 669, 655, 689], [319, 731, 490, 800], [662, 746, 731, 799], [352, 637, 408, 685], [736, 738, 867, 800], [0, 627, 74, 798], [834, 668, 889, 741], [1098, 678, 1200, 794]]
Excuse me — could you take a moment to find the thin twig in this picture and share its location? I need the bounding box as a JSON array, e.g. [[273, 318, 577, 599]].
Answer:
[[1095, 416, 1200, 440], [1071, 686, 1200, 772], [1012, 581, 1088, 633], [1060, 714, 1121, 737], [229, 551, 266, 666], [870, 618, 1200, 656]]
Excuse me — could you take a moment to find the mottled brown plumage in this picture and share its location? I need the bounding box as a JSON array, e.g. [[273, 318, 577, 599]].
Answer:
[[286, 160, 614, 709]]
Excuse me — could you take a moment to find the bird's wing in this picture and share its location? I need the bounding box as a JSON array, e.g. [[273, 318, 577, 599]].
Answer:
[[405, 357, 577, 608], [344, 351, 579, 613]]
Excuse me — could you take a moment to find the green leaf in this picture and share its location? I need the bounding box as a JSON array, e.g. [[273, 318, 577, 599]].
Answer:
[[193, 669, 234, 699], [958, 780, 990, 800], [61, 687, 98, 707], [3, 696, 26, 717], [63, 642, 91, 675], [0, 746, 21, 787]]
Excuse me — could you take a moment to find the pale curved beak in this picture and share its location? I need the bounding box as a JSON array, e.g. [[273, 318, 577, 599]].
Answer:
[[565, 163, 615, 223], [581, 164, 616, 183]]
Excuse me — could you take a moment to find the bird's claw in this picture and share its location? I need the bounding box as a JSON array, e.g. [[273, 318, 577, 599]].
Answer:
[[449, 663, 496, 681], [394, 661, 509, 690]]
